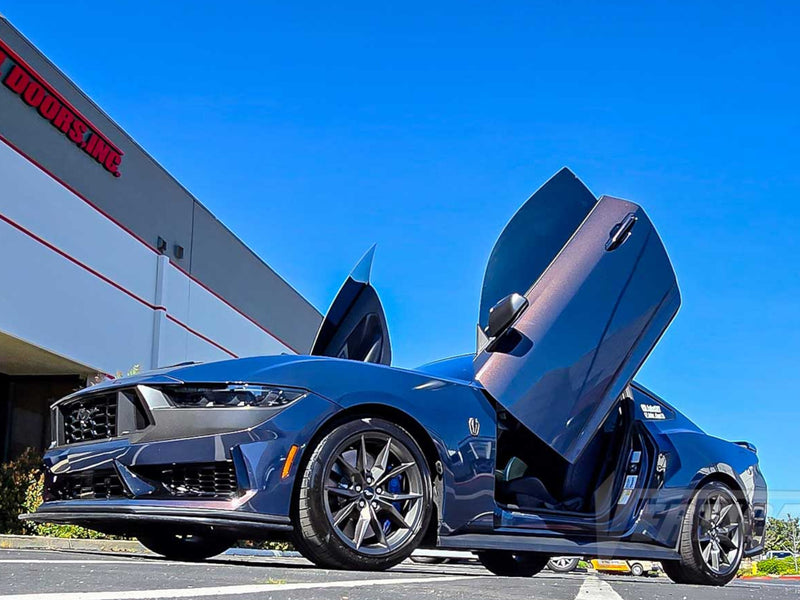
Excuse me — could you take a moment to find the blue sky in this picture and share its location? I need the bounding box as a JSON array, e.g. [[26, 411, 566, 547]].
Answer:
[[5, 2, 798, 505]]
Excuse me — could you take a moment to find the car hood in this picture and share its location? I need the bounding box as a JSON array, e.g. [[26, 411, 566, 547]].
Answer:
[[63, 353, 477, 403], [74, 355, 328, 392]]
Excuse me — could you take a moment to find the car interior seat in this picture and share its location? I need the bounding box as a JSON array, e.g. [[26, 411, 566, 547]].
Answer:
[[496, 403, 627, 513]]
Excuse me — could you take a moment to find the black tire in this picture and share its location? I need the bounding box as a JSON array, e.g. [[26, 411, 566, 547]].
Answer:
[[662, 481, 744, 586], [547, 556, 580, 573], [630, 562, 644, 577], [478, 550, 549, 577], [295, 418, 433, 570], [410, 555, 448, 565], [137, 532, 231, 561]]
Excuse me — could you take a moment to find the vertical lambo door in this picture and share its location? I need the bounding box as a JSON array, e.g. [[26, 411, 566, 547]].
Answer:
[[310, 245, 392, 365], [474, 168, 680, 464]]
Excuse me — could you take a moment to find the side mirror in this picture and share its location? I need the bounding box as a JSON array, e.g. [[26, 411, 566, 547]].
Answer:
[[484, 293, 528, 339]]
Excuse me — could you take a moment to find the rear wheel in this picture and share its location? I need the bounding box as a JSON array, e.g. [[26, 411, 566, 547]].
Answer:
[[663, 481, 744, 586], [296, 418, 433, 570], [478, 550, 549, 577], [630, 562, 644, 577], [137, 532, 231, 561]]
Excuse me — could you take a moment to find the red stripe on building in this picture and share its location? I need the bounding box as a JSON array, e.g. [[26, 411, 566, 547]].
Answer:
[[0, 133, 301, 353], [0, 210, 239, 360]]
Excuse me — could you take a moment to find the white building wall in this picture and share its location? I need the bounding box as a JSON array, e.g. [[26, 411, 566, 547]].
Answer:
[[0, 139, 293, 376]]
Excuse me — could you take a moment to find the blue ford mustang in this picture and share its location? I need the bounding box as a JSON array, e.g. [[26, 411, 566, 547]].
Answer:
[[24, 168, 766, 586]]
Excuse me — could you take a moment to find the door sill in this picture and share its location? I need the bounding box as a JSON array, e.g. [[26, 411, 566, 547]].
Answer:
[[498, 504, 616, 532], [438, 532, 678, 560]]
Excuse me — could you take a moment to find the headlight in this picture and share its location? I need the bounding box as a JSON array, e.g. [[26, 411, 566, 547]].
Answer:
[[162, 385, 307, 408]]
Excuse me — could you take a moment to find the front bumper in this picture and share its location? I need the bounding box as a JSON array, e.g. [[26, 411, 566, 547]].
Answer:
[[25, 391, 340, 535]]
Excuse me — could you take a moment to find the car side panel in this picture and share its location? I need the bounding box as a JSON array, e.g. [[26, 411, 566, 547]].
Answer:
[[59, 356, 499, 536], [629, 389, 766, 553], [40, 354, 765, 558], [270, 358, 499, 536]]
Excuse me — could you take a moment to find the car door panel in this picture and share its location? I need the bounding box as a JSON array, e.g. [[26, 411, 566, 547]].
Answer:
[[478, 167, 597, 337], [475, 196, 680, 463]]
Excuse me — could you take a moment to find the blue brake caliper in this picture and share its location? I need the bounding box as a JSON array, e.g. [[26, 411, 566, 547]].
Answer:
[[383, 470, 403, 533]]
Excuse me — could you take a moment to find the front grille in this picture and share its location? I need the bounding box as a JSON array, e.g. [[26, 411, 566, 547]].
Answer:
[[62, 394, 117, 444], [134, 462, 239, 498], [57, 389, 149, 445], [52, 469, 125, 500]]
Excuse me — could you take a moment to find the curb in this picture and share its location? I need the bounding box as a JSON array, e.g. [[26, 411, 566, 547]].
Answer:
[[0, 534, 145, 553], [0, 535, 302, 558], [739, 575, 800, 580], [226, 548, 302, 558]]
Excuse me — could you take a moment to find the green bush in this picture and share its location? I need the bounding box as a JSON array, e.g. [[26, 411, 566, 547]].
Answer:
[[755, 557, 800, 575], [235, 538, 294, 552], [0, 448, 41, 534], [22, 472, 112, 539], [0, 448, 110, 539]]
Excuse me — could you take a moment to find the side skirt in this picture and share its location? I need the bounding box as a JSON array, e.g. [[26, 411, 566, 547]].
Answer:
[[438, 533, 679, 560]]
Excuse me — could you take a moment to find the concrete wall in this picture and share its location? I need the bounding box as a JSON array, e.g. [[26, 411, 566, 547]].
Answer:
[[0, 139, 295, 375]]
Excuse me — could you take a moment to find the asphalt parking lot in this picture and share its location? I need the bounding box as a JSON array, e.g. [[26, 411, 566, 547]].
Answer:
[[0, 549, 798, 600]]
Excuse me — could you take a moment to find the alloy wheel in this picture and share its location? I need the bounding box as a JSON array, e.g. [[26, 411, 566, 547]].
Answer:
[[323, 432, 425, 556], [696, 491, 742, 575], [548, 556, 579, 572]]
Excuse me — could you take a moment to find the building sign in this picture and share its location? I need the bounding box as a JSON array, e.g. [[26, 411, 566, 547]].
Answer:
[[0, 39, 123, 177]]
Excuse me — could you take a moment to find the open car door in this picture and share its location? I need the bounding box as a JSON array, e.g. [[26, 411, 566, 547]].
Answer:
[[475, 168, 680, 463], [310, 246, 392, 365]]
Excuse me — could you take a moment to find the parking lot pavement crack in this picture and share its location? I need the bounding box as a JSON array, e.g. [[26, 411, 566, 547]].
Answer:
[[575, 576, 623, 600], [0, 575, 473, 600]]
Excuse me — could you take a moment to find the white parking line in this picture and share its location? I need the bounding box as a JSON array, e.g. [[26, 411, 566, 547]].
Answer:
[[0, 575, 473, 600], [576, 576, 623, 600], [0, 560, 198, 566], [0, 560, 135, 564]]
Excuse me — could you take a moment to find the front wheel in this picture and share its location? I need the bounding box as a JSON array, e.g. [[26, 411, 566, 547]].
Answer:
[[478, 550, 549, 577], [662, 481, 744, 586], [295, 418, 433, 570], [137, 532, 231, 561], [630, 562, 644, 577]]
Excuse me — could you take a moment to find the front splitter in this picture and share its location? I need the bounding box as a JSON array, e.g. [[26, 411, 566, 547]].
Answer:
[[21, 502, 293, 538]]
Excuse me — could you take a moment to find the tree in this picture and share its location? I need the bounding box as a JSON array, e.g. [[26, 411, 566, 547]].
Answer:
[[765, 515, 800, 572]]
